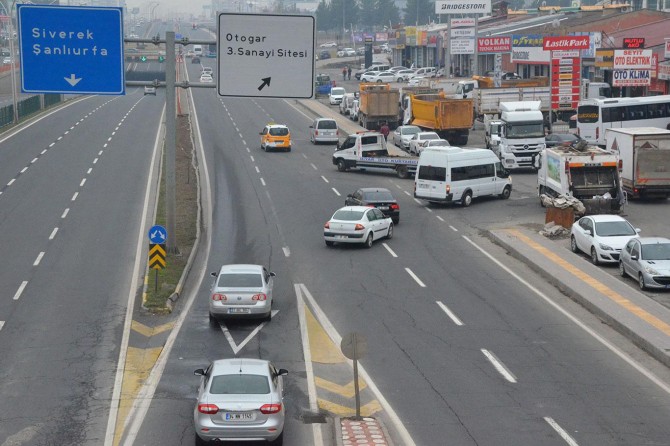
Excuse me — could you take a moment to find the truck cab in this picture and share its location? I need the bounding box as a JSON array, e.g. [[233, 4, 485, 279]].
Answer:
[[498, 101, 546, 169], [484, 116, 502, 153]]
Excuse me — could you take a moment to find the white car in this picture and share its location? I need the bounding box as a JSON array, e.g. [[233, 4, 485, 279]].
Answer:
[[421, 139, 451, 151], [337, 48, 356, 57], [2, 57, 11, 65], [571, 215, 640, 265], [320, 41, 337, 48], [324, 206, 393, 248], [395, 69, 416, 82], [408, 131, 441, 155], [359, 71, 381, 82], [389, 66, 408, 73], [407, 76, 428, 87], [329, 87, 346, 105], [200, 73, 213, 83], [208, 264, 275, 321], [391, 125, 421, 150], [366, 71, 396, 83]]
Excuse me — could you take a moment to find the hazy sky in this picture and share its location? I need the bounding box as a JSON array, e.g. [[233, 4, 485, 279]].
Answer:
[[125, 0, 209, 19]]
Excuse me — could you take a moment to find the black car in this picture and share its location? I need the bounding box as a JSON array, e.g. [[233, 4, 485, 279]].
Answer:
[[319, 50, 331, 60], [344, 188, 399, 224], [545, 132, 583, 148], [191, 56, 200, 64]]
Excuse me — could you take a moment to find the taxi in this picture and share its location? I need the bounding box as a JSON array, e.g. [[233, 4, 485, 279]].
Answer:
[[260, 123, 291, 152]]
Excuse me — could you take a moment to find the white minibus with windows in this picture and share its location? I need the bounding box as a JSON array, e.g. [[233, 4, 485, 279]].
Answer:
[[193, 45, 203, 56], [414, 147, 512, 206], [576, 95, 670, 146]]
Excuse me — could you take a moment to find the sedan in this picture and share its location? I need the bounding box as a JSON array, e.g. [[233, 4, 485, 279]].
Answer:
[[324, 206, 393, 248], [620, 237, 670, 290], [408, 131, 441, 155], [200, 73, 213, 83], [545, 132, 583, 148], [571, 215, 640, 265], [421, 139, 451, 151], [337, 47, 356, 57], [359, 70, 381, 82], [407, 76, 428, 87], [366, 71, 397, 83], [395, 69, 416, 82], [194, 358, 288, 445], [320, 41, 337, 48], [392, 125, 421, 150], [344, 188, 400, 224], [208, 264, 275, 321]]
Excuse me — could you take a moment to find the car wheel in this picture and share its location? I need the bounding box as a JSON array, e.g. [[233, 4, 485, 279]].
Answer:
[[539, 186, 546, 207], [590, 247, 599, 265], [499, 186, 511, 199], [325, 240, 334, 247], [208, 312, 218, 326], [639, 274, 647, 290], [272, 432, 284, 446], [286, 146, 291, 152], [364, 232, 373, 248], [337, 159, 347, 172], [461, 191, 472, 207], [570, 236, 579, 253], [619, 261, 626, 277], [195, 433, 207, 446], [264, 310, 272, 322], [392, 216, 399, 225], [386, 223, 393, 239]]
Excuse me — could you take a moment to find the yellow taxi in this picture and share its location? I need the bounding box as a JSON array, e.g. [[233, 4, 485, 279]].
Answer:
[[260, 123, 292, 152]]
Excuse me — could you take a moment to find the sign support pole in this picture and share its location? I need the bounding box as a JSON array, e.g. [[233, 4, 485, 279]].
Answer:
[[473, 16, 479, 77], [353, 337, 360, 419], [165, 31, 177, 254]]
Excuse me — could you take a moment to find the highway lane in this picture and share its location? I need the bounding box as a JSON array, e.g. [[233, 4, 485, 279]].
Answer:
[[0, 88, 164, 444]]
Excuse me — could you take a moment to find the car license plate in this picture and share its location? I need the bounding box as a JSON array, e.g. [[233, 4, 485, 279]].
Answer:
[[419, 183, 429, 189], [228, 308, 250, 314], [379, 206, 389, 210], [334, 235, 346, 239], [225, 412, 255, 421]]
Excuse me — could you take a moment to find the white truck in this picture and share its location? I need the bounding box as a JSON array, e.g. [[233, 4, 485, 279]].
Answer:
[[332, 132, 418, 179], [497, 101, 546, 169], [606, 127, 670, 199], [536, 141, 624, 214]]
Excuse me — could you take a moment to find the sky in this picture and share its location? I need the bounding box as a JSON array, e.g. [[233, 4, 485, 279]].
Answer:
[[125, 0, 209, 20]]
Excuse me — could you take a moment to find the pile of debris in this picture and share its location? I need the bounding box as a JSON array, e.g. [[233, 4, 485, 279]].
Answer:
[[539, 221, 570, 239], [540, 194, 586, 215]]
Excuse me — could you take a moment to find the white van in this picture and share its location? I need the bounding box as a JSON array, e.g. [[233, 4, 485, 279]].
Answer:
[[193, 45, 203, 56], [414, 147, 512, 206]]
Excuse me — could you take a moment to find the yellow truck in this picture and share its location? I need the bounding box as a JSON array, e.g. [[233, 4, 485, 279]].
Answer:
[[357, 84, 400, 130], [407, 93, 474, 146]]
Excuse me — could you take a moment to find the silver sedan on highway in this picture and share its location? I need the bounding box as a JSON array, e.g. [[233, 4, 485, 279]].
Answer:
[[209, 264, 275, 321]]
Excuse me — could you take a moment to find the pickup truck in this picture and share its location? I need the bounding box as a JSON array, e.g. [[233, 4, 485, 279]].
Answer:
[[332, 132, 418, 179]]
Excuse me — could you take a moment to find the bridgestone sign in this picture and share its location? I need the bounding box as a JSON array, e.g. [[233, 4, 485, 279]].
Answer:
[[436, 0, 491, 14]]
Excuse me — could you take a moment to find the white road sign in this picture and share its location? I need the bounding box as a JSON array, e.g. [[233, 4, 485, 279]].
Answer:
[[217, 13, 314, 98], [436, 0, 491, 15]]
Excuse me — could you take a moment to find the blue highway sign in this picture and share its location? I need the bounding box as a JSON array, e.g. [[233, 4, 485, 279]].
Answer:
[[148, 225, 167, 244], [17, 5, 125, 95]]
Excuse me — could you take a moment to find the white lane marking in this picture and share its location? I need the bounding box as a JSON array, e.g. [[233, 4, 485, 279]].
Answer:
[[20, 167, 27, 173], [219, 312, 279, 355], [405, 268, 426, 287], [449, 225, 458, 232], [112, 132, 116, 136], [297, 284, 414, 446], [331, 188, 341, 196], [87, 168, 93, 174], [413, 198, 422, 204], [260, 178, 266, 186], [80, 178, 86, 187], [436, 216, 445, 222], [70, 126, 75, 130], [255, 166, 260, 173], [107, 137, 112, 142], [57, 136, 63, 141], [104, 143, 108, 148], [49, 227, 58, 240], [425, 207, 433, 213], [436, 301, 464, 326], [99, 150, 103, 155], [321, 176, 329, 183], [93, 158, 98, 164], [7, 179, 15, 186], [241, 139, 246, 146], [61, 208, 69, 218], [48, 143, 55, 148], [395, 184, 403, 190], [301, 153, 308, 159], [64, 131, 69, 135], [246, 147, 250, 153], [71, 192, 78, 201], [250, 156, 255, 162], [31, 158, 38, 164], [310, 163, 317, 170], [282, 247, 290, 257], [13, 281, 28, 300], [404, 191, 411, 196], [0, 321, 4, 332], [463, 234, 670, 396], [115, 126, 119, 131], [544, 417, 580, 446], [382, 243, 398, 258], [481, 349, 517, 383], [33, 252, 45, 266]]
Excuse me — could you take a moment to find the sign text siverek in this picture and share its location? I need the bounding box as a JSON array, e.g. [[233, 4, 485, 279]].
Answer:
[[31, 27, 108, 56]]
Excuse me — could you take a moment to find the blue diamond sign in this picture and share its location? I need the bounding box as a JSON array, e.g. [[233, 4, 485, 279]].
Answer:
[[17, 5, 125, 95]]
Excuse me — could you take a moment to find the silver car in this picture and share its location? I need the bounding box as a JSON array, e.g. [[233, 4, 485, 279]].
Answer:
[[194, 358, 288, 445], [209, 264, 275, 321], [309, 117, 339, 144], [619, 237, 670, 290], [391, 125, 421, 149]]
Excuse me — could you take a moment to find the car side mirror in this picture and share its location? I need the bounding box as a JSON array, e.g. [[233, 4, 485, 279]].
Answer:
[[270, 272, 276, 277], [276, 369, 289, 376], [636, 228, 641, 233], [585, 230, 592, 236], [194, 368, 205, 376], [210, 271, 218, 278]]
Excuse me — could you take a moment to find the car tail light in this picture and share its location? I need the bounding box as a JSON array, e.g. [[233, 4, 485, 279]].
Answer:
[[366, 204, 375, 208], [260, 404, 282, 414], [354, 224, 365, 230], [390, 204, 399, 210], [324, 222, 330, 229], [198, 404, 219, 414], [315, 130, 319, 135], [212, 293, 227, 301], [446, 184, 450, 194], [252, 293, 267, 301]]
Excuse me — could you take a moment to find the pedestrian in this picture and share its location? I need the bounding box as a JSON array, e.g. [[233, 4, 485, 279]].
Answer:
[[380, 121, 390, 140], [343, 66, 347, 80], [347, 66, 352, 80]]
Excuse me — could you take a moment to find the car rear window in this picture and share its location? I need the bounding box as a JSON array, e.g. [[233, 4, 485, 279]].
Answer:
[[210, 374, 270, 395], [333, 210, 364, 221], [317, 120, 337, 130], [269, 128, 289, 136], [331, 88, 345, 95], [403, 127, 420, 135], [363, 191, 394, 201], [217, 273, 262, 288], [418, 166, 446, 181]]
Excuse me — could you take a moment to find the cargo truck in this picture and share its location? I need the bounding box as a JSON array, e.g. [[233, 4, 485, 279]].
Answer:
[[332, 132, 418, 179], [498, 101, 546, 169], [405, 93, 474, 145], [535, 140, 624, 214], [606, 127, 670, 199], [357, 85, 400, 130]]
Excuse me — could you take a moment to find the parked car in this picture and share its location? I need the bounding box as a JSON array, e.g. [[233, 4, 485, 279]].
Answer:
[[320, 41, 337, 48], [408, 131, 441, 155], [365, 71, 396, 83], [310, 117, 339, 144], [545, 132, 583, 148], [337, 47, 356, 57], [318, 50, 331, 60], [344, 188, 400, 224], [421, 139, 451, 150], [619, 237, 670, 290], [359, 70, 382, 82], [329, 87, 346, 105], [193, 358, 287, 445], [208, 264, 276, 321], [407, 76, 428, 87], [356, 47, 365, 56], [571, 215, 640, 265], [395, 69, 416, 82], [389, 66, 408, 73], [392, 125, 421, 150], [324, 206, 393, 248]]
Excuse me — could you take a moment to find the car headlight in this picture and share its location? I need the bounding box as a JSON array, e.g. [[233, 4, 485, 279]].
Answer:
[[643, 265, 660, 275], [599, 243, 614, 251]]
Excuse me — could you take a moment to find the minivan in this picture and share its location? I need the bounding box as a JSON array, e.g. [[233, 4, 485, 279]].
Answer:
[[414, 147, 512, 206], [193, 45, 203, 56], [413, 67, 436, 78], [310, 118, 339, 144]]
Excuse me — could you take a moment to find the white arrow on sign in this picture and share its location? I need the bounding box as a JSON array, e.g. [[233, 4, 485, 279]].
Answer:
[[64, 74, 82, 87], [218, 310, 279, 354]]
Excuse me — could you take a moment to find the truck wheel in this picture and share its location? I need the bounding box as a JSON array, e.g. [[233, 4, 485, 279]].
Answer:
[[337, 159, 347, 172], [397, 166, 409, 179], [539, 186, 546, 207], [461, 191, 473, 207], [458, 135, 468, 145], [499, 186, 511, 199]]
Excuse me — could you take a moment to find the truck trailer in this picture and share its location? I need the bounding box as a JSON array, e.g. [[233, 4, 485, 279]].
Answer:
[[358, 85, 400, 130], [406, 93, 474, 146]]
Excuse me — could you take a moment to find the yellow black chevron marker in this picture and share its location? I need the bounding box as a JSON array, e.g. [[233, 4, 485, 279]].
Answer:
[[149, 243, 166, 270]]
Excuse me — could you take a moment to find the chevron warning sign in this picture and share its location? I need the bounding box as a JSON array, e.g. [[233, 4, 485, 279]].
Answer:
[[149, 243, 166, 270]]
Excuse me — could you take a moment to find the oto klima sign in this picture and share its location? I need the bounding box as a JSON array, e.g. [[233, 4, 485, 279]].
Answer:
[[17, 4, 125, 95], [612, 49, 653, 87]]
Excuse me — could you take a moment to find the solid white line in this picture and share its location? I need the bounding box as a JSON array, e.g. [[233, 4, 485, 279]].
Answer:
[[436, 301, 464, 326], [544, 417, 580, 446], [31, 158, 38, 164], [33, 252, 45, 266], [331, 188, 341, 196], [449, 225, 458, 232], [404, 191, 411, 196], [219, 315, 276, 355], [481, 349, 517, 383], [250, 156, 255, 162], [260, 178, 266, 186], [80, 178, 86, 187], [61, 208, 69, 218], [71, 192, 78, 201], [49, 227, 58, 240], [20, 167, 27, 173], [13, 281, 28, 300], [87, 168, 93, 174], [405, 268, 426, 287], [282, 247, 290, 257], [436, 216, 445, 222], [382, 243, 398, 258], [255, 166, 260, 173], [462, 235, 670, 395], [321, 176, 329, 183], [310, 163, 317, 170], [7, 179, 14, 186], [0, 321, 4, 332]]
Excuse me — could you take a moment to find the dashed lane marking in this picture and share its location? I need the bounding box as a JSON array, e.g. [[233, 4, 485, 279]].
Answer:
[[405, 268, 426, 287], [481, 348, 517, 383], [13, 281, 28, 300], [332, 188, 341, 196], [382, 243, 398, 258], [436, 301, 463, 326], [544, 417, 580, 446]]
